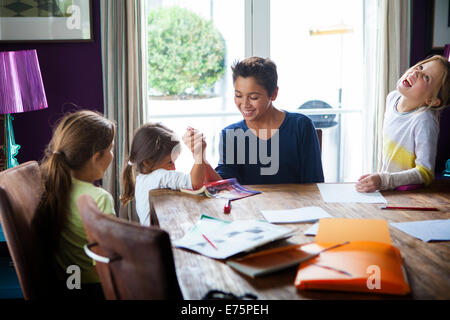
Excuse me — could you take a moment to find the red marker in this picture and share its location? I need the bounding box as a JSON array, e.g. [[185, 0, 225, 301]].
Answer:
[[381, 206, 438, 211], [224, 200, 231, 214]]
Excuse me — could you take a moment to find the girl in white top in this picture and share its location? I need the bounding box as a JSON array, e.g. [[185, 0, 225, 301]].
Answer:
[[120, 123, 221, 226], [356, 55, 450, 192]]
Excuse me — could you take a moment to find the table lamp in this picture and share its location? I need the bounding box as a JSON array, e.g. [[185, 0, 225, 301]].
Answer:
[[0, 50, 48, 169]]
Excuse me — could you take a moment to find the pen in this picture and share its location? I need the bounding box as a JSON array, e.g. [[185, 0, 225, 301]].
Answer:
[[202, 233, 218, 249], [308, 241, 353, 277], [381, 206, 439, 211], [236, 241, 350, 261], [317, 241, 350, 254]]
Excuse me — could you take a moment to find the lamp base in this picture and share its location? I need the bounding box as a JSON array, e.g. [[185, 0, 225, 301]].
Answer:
[[4, 114, 20, 169], [0, 116, 4, 170]]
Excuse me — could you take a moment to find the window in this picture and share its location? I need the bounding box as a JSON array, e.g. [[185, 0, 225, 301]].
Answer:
[[270, 0, 365, 181], [146, 0, 377, 182], [146, 0, 245, 173]]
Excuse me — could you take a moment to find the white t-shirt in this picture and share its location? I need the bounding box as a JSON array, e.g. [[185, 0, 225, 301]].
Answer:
[[135, 169, 192, 226], [379, 90, 439, 190]]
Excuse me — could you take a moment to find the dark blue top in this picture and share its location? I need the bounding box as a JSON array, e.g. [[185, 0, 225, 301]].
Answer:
[[215, 111, 324, 184]]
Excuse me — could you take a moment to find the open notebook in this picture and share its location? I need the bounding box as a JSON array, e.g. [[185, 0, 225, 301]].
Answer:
[[173, 215, 297, 259], [294, 218, 410, 295]]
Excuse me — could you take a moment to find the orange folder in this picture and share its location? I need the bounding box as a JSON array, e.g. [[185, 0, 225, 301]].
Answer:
[[295, 218, 410, 295]]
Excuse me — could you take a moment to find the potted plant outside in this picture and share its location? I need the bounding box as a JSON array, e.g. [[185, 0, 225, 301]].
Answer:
[[148, 6, 226, 114]]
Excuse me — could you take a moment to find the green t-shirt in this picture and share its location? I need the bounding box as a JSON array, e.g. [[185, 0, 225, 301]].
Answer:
[[54, 177, 115, 283]]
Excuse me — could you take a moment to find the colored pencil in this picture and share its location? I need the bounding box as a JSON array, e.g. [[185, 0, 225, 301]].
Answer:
[[381, 206, 438, 211], [202, 233, 218, 249]]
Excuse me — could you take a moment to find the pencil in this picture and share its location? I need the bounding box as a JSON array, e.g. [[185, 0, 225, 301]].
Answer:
[[202, 233, 217, 249], [236, 240, 350, 261], [235, 243, 303, 260], [381, 206, 438, 211]]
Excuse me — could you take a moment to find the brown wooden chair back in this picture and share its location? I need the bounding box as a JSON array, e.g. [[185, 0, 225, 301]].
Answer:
[[0, 161, 54, 299], [77, 194, 183, 300]]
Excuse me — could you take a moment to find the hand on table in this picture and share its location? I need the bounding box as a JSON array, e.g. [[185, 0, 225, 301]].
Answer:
[[355, 173, 381, 193]]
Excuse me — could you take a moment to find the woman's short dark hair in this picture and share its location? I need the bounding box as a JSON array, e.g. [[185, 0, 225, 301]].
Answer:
[[231, 57, 278, 97]]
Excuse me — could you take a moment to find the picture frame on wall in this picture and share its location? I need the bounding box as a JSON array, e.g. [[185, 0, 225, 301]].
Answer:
[[432, 0, 450, 49], [0, 0, 92, 42]]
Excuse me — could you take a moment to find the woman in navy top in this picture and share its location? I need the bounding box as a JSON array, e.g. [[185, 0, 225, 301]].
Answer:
[[215, 57, 324, 185]]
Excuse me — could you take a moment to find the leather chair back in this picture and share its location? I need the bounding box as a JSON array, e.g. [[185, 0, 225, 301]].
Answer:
[[77, 194, 183, 300], [0, 161, 52, 299]]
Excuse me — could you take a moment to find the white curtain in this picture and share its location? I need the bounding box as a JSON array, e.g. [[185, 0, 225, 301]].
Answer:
[[363, 0, 410, 174], [100, 0, 148, 213]]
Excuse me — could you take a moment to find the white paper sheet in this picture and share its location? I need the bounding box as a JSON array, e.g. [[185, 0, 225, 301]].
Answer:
[[390, 219, 450, 242], [317, 183, 387, 203], [261, 206, 332, 223], [304, 222, 319, 236]]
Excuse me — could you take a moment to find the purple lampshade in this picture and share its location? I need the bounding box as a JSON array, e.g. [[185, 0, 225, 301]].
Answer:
[[444, 44, 450, 61], [0, 50, 48, 115]]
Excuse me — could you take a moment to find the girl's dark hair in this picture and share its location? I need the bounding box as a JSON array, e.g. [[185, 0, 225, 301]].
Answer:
[[231, 56, 278, 97], [36, 110, 115, 251], [120, 123, 180, 205]]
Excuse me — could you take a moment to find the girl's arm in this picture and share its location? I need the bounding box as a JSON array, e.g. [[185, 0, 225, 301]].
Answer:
[[183, 128, 207, 189], [190, 161, 206, 189], [379, 169, 424, 190], [183, 127, 222, 187], [203, 160, 222, 183], [356, 168, 423, 192]]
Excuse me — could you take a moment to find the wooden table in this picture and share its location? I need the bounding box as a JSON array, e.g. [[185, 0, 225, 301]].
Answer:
[[149, 181, 450, 300]]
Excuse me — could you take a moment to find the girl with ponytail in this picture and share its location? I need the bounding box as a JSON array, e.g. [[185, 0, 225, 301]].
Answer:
[[35, 110, 115, 297], [120, 123, 221, 226]]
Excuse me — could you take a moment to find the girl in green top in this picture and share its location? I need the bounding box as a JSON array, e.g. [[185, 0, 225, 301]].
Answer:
[[35, 110, 115, 299]]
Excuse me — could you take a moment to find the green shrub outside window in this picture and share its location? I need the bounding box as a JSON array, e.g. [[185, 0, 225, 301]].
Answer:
[[148, 7, 226, 98]]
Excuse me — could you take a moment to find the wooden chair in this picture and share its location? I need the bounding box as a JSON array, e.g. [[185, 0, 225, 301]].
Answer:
[[0, 161, 55, 299], [77, 194, 183, 300]]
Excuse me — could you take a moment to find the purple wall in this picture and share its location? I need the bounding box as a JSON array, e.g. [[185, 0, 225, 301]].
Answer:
[[411, 0, 450, 174], [0, 0, 104, 163]]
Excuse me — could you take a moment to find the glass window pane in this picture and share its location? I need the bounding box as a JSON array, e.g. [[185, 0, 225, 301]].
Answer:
[[147, 0, 245, 173], [271, 0, 365, 182]]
